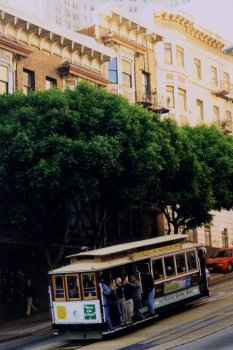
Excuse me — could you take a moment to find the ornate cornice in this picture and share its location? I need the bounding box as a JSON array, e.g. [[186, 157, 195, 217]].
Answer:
[[0, 35, 32, 57], [102, 32, 148, 55], [58, 61, 110, 86], [157, 12, 224, 49]]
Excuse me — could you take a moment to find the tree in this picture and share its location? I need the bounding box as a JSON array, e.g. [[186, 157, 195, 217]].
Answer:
[[0, 83, 166, 268], [147, 119, 216, 234], [184, 124, 233, 211]]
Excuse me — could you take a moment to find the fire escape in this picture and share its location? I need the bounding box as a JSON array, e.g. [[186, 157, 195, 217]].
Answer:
[[212, 81, 233, 134], [135, 90, 169, 114]]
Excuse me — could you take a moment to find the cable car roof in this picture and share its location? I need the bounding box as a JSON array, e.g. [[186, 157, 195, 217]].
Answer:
[[48, 235, 201, 274], [66, 234, 187, 259]]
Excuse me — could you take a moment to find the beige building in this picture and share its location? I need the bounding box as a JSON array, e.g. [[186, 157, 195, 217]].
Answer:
[[79, 8, 167, 113], [0, 3, 114, 94], [153, 9, 233, 253]]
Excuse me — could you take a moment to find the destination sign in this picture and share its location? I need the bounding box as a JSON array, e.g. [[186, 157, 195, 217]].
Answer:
[[130, 243, 181, 259]]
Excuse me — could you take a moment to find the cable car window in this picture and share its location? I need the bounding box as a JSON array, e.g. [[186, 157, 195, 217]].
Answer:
[[66, 275, 80, 300], [164, 256, 175, 278], [53, 275, 65, 300], [82, 273, 97, 299], [186, 250, 197, 271], [152, 258, 164, 280], [175, 253, 186, 274]]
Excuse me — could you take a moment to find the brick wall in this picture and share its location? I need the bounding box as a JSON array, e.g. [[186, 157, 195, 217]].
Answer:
[[16, 46, 64, 91]]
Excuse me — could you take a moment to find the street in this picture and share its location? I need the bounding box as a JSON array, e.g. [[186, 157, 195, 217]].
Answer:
[[1, 273, 233, 350]]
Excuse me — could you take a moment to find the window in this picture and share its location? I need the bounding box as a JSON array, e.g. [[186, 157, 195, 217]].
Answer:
[[178, 88, 187, 111], [194, 58, 201, 79], [142, 71, 151, 98], [223, 72, 230, 91], [23, 69, 35, 95], [175, 253, 187, 274], [213, 105, 220, 125], [176, 46, 184, 67], [0, 65, 8, 94], [166, 85, 175, 108], [122, 59, 132, 87], [222, 228, 228, 248], [164, 43, 172, 64], [52, 275, 65, 300], [196, 99, 204, 122], [82, 273, 97, 299], [204, 225, 211, 247], [211, 66, 217, 86], [108, 58, 118, 84], [164, 256, 175, 278], [66, 275, 80, 300], [186, 251, 197, 271], [46, 77, 57, 90], [152, 258, 164, 281]]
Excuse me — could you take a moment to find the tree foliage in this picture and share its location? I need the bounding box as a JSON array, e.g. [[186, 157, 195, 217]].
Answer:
[[1, 83, 233, 267]]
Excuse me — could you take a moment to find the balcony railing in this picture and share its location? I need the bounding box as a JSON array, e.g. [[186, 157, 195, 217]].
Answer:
[[135, 90, 169, 114], [211, 82, 233, 101]]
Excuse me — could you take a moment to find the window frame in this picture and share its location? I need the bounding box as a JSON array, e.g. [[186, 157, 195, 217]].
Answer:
[[196, 98, 204, 122], [23, 69, 35, 95], [211, 66, 217, 86], [0, 65, 8, 94], [65, 274, 81, 301], [178, 87, 187, 111], [46, 76, 57, 90], [194, 58, 201, 80], [166, 85, 175, 108], [52, 275, 66, 301], [223, 72, 230, 91], [108, 58, 118, 84], [164, 43, 172, 64], [176, 45, 184, 68], [122, 59, 132, 88], [81, 272, 98, 300], [142, 71, 151, 98]]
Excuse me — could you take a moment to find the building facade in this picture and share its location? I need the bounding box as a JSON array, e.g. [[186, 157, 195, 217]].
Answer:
[[153, 9, 233, 254]]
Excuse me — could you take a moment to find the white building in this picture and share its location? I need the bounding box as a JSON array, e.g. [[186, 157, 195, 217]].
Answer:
[[152, 8, 233, 251]]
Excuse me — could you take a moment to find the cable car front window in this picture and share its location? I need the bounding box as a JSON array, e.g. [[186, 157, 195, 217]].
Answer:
[[53, 275, 65, 300], [82, 273, 97, 299], [66, 275, 80, 300]]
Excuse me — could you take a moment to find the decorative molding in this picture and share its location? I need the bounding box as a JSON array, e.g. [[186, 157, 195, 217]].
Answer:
[[102, 31, 148, 55], [0, 35, 32, 57], [157, 12, 224, 49], [58, 61, 110, 86]]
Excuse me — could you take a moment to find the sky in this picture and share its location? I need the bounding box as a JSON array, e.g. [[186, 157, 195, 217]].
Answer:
[[0, 0, 232, 43]]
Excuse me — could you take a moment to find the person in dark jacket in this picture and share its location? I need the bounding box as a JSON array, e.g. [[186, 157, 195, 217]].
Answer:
[[109, 283, 121, 328], [122, 277, 134, 325], [128, 275, 143, 321], [115, 277, 126, 326], [141, 267, 155, 316], [198, 248, 209, 297], [23, 279, 38, 316]]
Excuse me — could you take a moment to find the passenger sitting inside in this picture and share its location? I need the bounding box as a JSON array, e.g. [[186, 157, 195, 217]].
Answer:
[[154, 269, 163, 280], [166, 266, 173, 276]]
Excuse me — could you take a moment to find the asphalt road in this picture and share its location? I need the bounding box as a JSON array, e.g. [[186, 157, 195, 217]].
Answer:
[[1, 272, 233, 350]]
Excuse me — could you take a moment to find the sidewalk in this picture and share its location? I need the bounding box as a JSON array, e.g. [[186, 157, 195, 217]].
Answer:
[[0, 312, 51, 343], [0, 298, 51, 344]]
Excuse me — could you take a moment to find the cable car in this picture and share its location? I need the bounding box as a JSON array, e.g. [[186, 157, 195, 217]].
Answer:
[[48, 234, 203, 339]]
